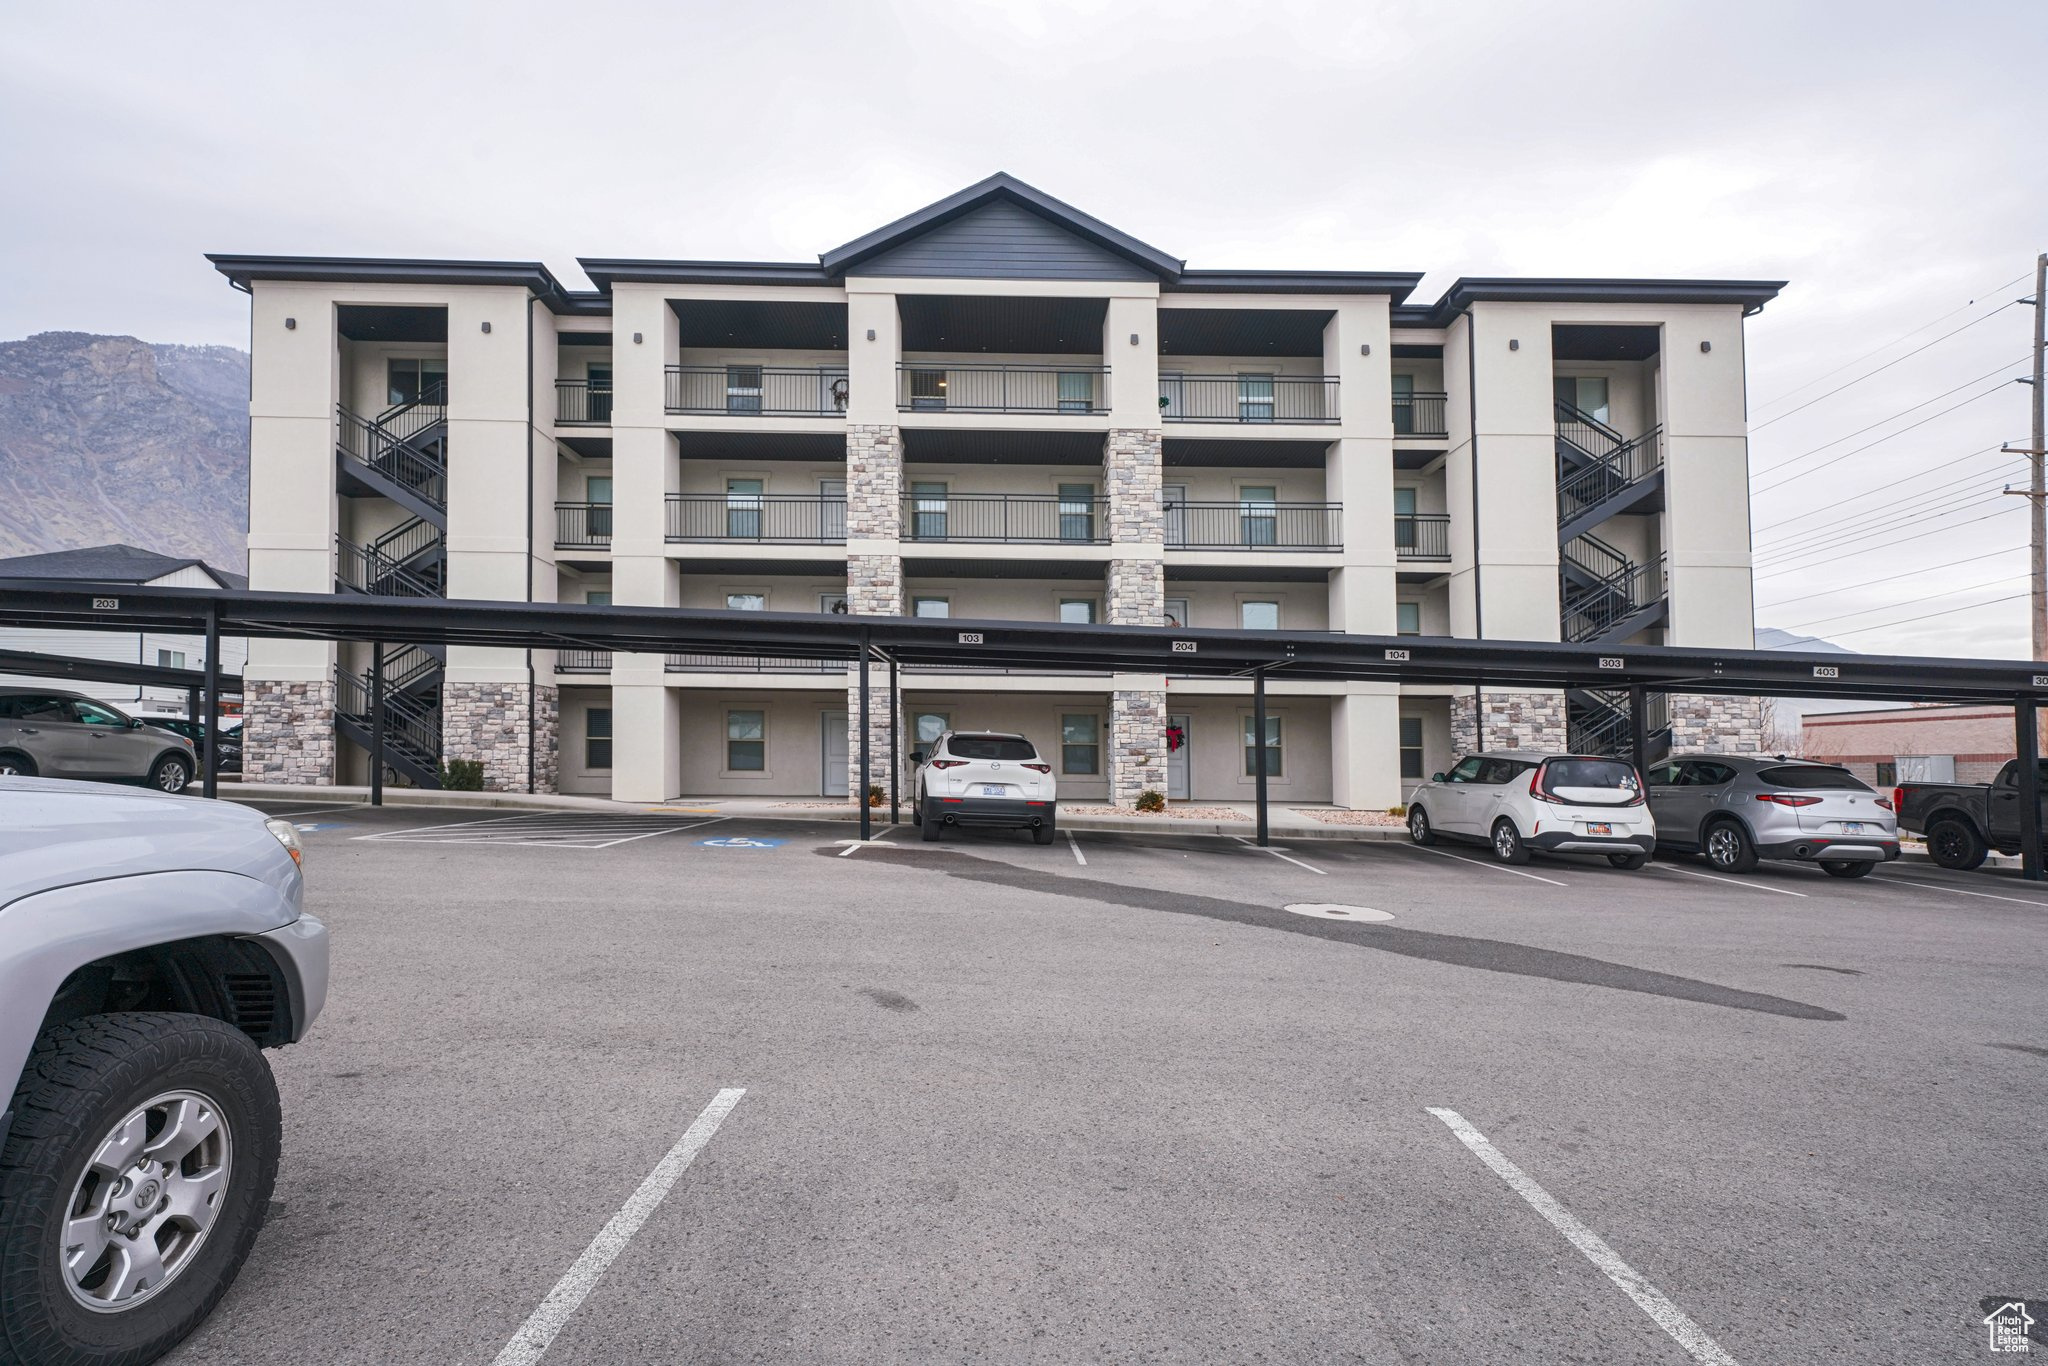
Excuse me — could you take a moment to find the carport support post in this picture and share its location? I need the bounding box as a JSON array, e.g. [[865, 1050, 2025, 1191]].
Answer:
[[888, 653, 899, 825], [201, 603, 220, 799], [1627, 686, 1649, 778], [369, 642, 385, 809], [1253, 664, 1270, 847], [858, 632, 871, 843], [2016, 696, 2042, 880]]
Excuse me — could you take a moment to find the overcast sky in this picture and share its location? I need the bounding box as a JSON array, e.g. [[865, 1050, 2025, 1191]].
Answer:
[[3, 0, 2043, 659]]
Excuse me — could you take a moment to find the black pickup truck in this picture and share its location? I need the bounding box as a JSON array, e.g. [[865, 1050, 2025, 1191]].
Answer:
[[1894, 759, 2048, 868]]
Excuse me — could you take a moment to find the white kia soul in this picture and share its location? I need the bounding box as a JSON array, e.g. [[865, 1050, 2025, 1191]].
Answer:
[[1406, 750, 1656, 868], [911, 731, 1058, 843]]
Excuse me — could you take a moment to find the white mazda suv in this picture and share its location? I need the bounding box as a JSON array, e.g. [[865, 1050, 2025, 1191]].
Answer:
[[911, 731, 1058, 843]]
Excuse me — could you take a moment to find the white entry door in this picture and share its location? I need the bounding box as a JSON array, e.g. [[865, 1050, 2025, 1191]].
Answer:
[[1167, 713, 1191, 800], [821, 711, 849, 796]]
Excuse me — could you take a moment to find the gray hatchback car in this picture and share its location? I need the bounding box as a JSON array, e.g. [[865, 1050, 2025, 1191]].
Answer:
[[1647, 754, 1900, 877], [0, 688, 196, 793]]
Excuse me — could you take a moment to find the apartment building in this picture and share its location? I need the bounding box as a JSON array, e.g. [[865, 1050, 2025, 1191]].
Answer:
[[210, 173, 1781, 807]]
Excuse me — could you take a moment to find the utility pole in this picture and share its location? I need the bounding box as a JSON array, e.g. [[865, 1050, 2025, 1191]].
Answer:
[[2002, 252, 2047, 660]]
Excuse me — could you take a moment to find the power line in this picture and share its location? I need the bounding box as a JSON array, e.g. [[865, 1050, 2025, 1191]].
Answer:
[[1821, 592, 2028, 642], [1753, 461, 2014, 547], [1753, 271, 2033, 410], [1755, 541, 2027, 612], [1753, 383, 2020, 495], [1748, 357, 2028, 484], [1753, 504, 2025, 580], [1752, 444, 2017, 534], [1754, 482, 2010, 562], [1754, 496, 2014, 575], [1776, 571, 2028, 632], [1750, 302, 2023, 433]]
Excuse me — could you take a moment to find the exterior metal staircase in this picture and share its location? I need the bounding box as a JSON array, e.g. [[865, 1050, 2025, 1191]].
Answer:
[[335, 384, 448, 523], [335, 664, 444, 789], [1556, 400, 1669, 760]]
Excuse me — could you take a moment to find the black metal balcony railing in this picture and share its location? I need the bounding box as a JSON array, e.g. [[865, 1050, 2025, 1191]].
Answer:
[[556, 502, 613, 548], [557, 649, 611, 673], [1164, 501, 1342, 550], [1393, 391, 1448, 437], [335, 535, 441, 597], [896, 364, 1108, 415], [665, 493, 847, 543], [1394, 513, 1451, 560], [556, 380, 612, 425], [666, 654, 848, 674], [665, 366, 848, 416], [1158, 375, 1337, 424], [900, 494, 1109, 544]]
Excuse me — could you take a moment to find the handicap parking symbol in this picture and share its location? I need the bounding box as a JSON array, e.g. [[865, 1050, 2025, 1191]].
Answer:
[[699, 835, 785, 849]]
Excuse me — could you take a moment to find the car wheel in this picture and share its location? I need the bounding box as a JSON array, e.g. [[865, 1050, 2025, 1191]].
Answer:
[[1032, 822, 1057, 845], [1607, 852, 1649, 870], [0, 1013, 280, 1366], [1490, 818, 1531, 865], [0, 750, 36, 778], [1407, 805, 1437, 845], [149, 755, 192, 794], [920, 799, 941, 841], [1925, 818, 1988, 871], [1820, 859, 1875, 879], [1702, 819, 1760, 874]]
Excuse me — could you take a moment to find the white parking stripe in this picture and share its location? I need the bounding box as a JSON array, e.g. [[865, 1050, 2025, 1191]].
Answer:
[[261, 803, 364, 818], [1872, 873, 2048, 908], [1232, 836, 1327, 876], [491, 1088, 745, 1366], [1065, 830, 1086, 865], [838, 827, 896, 856], [1428, 1108, 1742, 1366], [1640, 862, 1809, 898], [1396, 842, 1569, 887]]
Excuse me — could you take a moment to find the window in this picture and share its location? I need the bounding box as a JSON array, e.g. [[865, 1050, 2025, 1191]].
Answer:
[[1396, 602, 1421, 636], [1241, 601, 1280, 630], [1757, 764, 1871, 792], [1399, 716, 1424, 780], [1061, 714, 1100, 775], [71, 700, 128, 727], [586, 364, 613, 423], [1243, 715, 1283, 777], [952, 735, 1039, 762], [1446, 756, 1485, 784], [1056, 371, 1094, 413], [1553, 375, 1611, 426], [586, 590, 612, 607], [910, 481, 948, 540], [912, 596, 950, 618], [586, 476, 612, 540], [1392, 373, 1416, 435], [1058, 598, 1098, 625], [1393, 486, 1418, 551], [726, 710, 766, 771], [1237, 373, 1275, 423], [726, 364, 764, 414], [157, 649, 187, 669], [1164, 597, 1190, 629], [820, 592, 848, 615], [387, 358, 447, 406], [1874, 760, 1897, 786], [585, 708, 613, 769], [913, 712, 950, 750], [910, 368, 947, 411], [726, 593, 766, 612], [1238, 485, 1278, 546], [1057, 483, 1097, 542], [726, 478, 764, 539]]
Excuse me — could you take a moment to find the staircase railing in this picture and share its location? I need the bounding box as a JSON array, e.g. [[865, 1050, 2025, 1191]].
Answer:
[[335, 666, 442, 766], [381, 644, 442, 694], [1554, 400, 1627, 460], [1558, 426, 1663, 518], [1568, 688, 1670, 756], [371, 382, 448, 447], [1561, 556, 1667, 643], [336, 535, 443, 598], [1562, 532, 1632, 583], [337, 384, 448, 510], [370, 516, 443, 567]]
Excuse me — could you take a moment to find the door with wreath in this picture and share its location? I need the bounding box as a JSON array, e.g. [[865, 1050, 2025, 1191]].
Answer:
[[1166, 714, 1191, 801]]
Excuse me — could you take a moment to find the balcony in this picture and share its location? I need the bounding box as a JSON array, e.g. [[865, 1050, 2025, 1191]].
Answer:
[[901, 493, 1108, 544], [665, 365, 848, 417], [1395, 513, 1450, 561], [558, 649, 611, 673], [666, 654, 846, 674], [1393, 391, 1448, 438], [556, 502, 613, 549], [1164, 501, 1341, 550], [666, 493, 846, 543], [556, 380, 612, 426], [1159, 375, 1337, 425], [897, 363, 1107, 415]]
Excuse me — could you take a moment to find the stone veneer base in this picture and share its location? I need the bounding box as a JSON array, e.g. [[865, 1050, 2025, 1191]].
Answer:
[[442, 681, 559, 793], [242, 679, 336, 786]]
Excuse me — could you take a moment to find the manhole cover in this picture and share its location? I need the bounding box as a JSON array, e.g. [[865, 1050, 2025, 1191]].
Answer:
[[1284, 903, 1394, 922]]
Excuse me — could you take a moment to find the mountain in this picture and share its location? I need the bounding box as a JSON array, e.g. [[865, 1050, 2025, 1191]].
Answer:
[[1755, 626, 1855, 654], [0, 332, 249, 572]]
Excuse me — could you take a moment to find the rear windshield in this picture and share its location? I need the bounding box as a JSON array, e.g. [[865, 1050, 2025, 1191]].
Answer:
[[1758, 765, 1871, 792], [1542, 759, 1638, 791], [947, 735, 1037, 761]]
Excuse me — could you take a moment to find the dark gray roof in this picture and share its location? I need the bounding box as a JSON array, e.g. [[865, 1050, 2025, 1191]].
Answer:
[[0, 544, 245, 590], [1397, 277, 1786, 327], [206, 255, 585, 314]]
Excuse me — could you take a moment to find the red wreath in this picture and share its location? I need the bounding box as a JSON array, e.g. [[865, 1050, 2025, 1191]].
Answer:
[[1164, 723, 1186, 753]]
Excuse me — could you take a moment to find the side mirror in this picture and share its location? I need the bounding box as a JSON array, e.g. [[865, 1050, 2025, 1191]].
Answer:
[[1431, 772, 1445, 783], [910, 751, 925, 765], [130, 718, 145, 729]]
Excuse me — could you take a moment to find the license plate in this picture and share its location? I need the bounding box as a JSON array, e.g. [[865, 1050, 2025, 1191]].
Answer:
[[980, 785, 1008, 797], [1841, 821, 1866, 833], [1586, 822, 1612, 836]]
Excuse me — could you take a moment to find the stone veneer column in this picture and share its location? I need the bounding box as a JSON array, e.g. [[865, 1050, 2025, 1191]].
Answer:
[[1450, 690, 1568, 754], [242, 680, 336, 785], [845, 424, 904, 793], [1104, 429, 1164, 625], [845, 425, 902, 542], [1668, 694, 1764, 755], [441, 682, 559, 793], [1109, 687, 1167, 806]]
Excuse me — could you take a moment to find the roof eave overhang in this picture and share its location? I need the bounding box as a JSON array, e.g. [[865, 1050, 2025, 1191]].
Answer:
[[1412, 277, 1788, 326], [578, 260, 834, 291], [205, 254, 588, 313], [1166, 270, 1424, 302]]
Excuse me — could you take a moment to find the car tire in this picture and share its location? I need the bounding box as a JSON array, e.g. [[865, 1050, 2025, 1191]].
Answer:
[[1490, 818, 1531, 865], [1032, 822, 1057, 845], [1820, 859, 1875, 879], [1701, 819, 1760, 874], [0, 750, 35, 779], [148, 755, 192, 794], [920, 799, 941, 841], [909, 798, 922, 826], [1407, 805, 1437, 845], [1925, 818, 1988, 871], [0, 1013, 281, 1366], [1607, 852, 1649, 870]]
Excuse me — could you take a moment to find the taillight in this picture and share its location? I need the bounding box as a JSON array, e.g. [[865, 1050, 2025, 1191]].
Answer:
[[1892, 787, 1905, 812], [1756, 793, 1821, 807], [1022, 763, 1051, 773], [1529, 770, 1564, 804], [930, 759, 966, 769], [1876, 795, 1894, 811]]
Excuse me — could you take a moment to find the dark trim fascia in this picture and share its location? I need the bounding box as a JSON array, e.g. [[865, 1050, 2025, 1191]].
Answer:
[[204, 254, 596, 315], [578, 259, 834, 290], [1407, 277, 1787, 327], [1166, 270, 1423, 301], [818, 172, 1185, 278]]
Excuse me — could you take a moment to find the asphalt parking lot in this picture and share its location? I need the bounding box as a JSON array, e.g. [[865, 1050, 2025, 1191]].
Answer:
[[163, 799, 2047, 1366]]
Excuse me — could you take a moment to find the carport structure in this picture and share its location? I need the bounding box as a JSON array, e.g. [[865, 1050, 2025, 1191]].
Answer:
[[3, 578, 2046, 875]]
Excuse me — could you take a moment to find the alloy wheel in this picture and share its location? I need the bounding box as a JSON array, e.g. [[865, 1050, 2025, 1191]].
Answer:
[[157, 760, 190, 792], [1706, 827, 1741, 868], [60, 1090, 233, 1313], [1493, 824, 1516, 859]]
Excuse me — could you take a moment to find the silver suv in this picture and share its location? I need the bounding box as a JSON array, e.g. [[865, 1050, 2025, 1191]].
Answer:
[[1647, 755, 1900, 878], [0, 689, 196, 793]]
